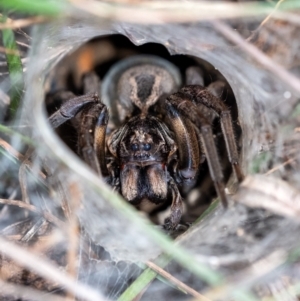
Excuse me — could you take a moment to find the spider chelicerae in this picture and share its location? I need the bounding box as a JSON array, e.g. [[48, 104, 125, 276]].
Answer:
[[48, 54, 244, 230]]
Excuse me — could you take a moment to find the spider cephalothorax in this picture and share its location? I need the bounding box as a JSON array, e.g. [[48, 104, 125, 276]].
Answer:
[[48, 55, 243, 230]]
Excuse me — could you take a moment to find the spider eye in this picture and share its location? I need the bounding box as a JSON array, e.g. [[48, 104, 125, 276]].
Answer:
[[131, 144, 139, 151], [143, 143, 151, 151]]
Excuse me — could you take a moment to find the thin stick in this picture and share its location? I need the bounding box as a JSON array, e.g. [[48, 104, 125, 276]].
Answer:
[[212, 20, 300, 95], [0, 198, 65, 228], [146, 261, 212, 301], [0, 237, 108, 301], [0, 138, 71, 222], [0, 137, 46, 179], [264, 157, 296, 175], [259, 0, 286, 27]]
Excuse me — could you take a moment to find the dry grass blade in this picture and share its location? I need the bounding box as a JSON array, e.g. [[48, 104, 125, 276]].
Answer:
[[0, 138, 46, 189], [146, 261, 212, 301], [264, 158, 296, 176], [0, 137, 24, 160], [275, 11, 300, 26], [195, 250, 287, 301], [233, 175, 300, 219], [68, 0, 299, 23], [259, 0, 286, 27], [0, 237, 109, 301], [16, 41, 30, 48], [19, 158, 31, 205], [0, 198, 65, 228], [212, 20, 300, 95]]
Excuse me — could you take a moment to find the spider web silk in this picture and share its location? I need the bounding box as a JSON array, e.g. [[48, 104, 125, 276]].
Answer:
[[1, 5, 300, 300]]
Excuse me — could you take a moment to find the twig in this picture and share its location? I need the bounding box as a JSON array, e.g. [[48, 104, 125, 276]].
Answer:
[[16, 41, 31, 48], [146, 261, 212, 301], [118, 202, 220, 301], [21, 218, 47, 242], [0, 138, 23, 160], [264, 157, 296, 175], [43, 164, 71, 220], [0, 198, 65, 228], [0, 138, 72, 224], [212, 20, 300, 95], [0, 138, 48, 196], [0, 237, 109, 301]]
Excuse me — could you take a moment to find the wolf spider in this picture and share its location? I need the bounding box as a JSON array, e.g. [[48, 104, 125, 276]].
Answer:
[[48, 55, 243, 230]]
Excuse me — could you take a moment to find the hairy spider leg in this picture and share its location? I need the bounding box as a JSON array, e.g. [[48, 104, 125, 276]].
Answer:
[[77, 103, 107, 176], [163, 90, 228, 207], [163, 176, 184, 230], [48, 93, 99, 129], [160, 95, 203, 194], [48, 72, 111, 182], [181, 85, 244, 183]]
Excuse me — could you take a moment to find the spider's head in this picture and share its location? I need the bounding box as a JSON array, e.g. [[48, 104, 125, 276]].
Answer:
[[127, 128, 154, 161], [108, 115, 176, 166]]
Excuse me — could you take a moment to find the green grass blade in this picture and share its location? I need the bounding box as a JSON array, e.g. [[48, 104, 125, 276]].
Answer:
[[0, 0, 63, 16], [118, 201, 220, 301], [1, 15, 24, 118], [118, 255, 169, 301], [0, 124, 34, 146]]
